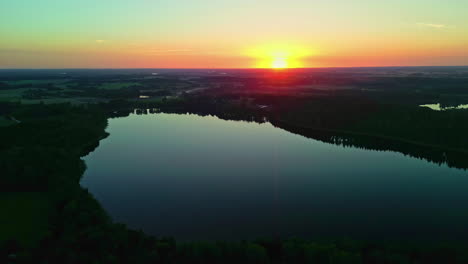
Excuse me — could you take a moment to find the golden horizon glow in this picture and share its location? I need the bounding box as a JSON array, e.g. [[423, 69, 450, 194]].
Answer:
[[247, 45, 315, 69], [272, 58, 288, 69], [2, 1, 468, 68]]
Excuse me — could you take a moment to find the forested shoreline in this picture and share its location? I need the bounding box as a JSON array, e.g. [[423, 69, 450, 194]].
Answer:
[[2, 102, 468, 263], [1, 68, 468, 264]]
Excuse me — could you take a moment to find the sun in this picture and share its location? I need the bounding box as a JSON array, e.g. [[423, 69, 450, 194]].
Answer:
[[272, 58, 288, 69], [247, 44, 314, 69]]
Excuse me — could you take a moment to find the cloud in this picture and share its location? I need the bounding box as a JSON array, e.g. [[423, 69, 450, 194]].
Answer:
[[95, 40, 105, 44], [416, 23, 447, 29], [149, 49, 192, 53]]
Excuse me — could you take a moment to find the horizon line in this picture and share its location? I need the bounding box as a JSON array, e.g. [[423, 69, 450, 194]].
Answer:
[[1, 65, 468, 70]]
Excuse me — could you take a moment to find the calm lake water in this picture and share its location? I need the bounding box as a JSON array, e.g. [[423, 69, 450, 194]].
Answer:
[[81, 112, 468, 241]]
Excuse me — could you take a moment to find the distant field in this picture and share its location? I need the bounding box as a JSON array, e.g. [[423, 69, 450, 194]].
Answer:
[[0, 192, 52, 247], [0, 116, 15, 127], [0, 88, 30, 102], [0, 86, 108, 104], [20, 97, 105, 105], [131, 97, 164, 103], [5, 79, 70, 86], [98, 82, 142, 90]]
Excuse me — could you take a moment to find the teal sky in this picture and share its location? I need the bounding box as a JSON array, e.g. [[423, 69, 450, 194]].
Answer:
[[1, 0, 467, 68]]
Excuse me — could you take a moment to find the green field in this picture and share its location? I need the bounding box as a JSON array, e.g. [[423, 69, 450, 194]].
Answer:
[[0, 88, 30, 102], [6, 79, 70, 86], [97, 82, 142, 90], [0, 192, 52, 247], [20, 97, 106, 105], [0, 87, 107, 104], [0, 116, 15, 127]]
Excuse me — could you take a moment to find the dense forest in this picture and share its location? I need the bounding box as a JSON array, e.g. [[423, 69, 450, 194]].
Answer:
[[2, 69, 468, 263], [2, 102, 468, 264], [123, 94, 468, 170]]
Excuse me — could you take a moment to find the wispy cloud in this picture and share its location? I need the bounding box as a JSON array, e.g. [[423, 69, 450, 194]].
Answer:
[[416, 23, 447, 29], [149, 49, 192, 54], [95, 40, 105, 44]]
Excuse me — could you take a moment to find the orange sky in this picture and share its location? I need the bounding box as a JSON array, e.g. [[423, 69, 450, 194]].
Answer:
[[1, 0, 467, 68]]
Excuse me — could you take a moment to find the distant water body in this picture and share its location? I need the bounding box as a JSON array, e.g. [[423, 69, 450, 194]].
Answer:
[[81, 113, 468, 241], [420, 103, 468, 111]]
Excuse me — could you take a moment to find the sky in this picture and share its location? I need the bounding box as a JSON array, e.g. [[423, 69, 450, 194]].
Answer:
[[1, 0, 467, 68]]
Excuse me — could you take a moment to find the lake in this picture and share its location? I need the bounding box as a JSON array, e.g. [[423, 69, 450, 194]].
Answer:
[[420, 103, 468, 111], [81, 112, 468, 241]]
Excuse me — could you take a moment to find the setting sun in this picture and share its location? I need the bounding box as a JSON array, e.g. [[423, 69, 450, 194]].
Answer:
[[272, 58, 288, 69], [247, 45, 314, 69]]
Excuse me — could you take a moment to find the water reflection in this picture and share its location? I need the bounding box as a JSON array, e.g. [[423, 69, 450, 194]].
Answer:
[[125, 108, 468, 170], [273, 119, 468, 170], [82, 112, 468, 241], [134, 108, 160, 115]]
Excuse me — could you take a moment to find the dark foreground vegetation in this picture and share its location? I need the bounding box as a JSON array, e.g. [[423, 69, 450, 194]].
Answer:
[[2, 102, 468, 264], [1, 68, 468, 263]]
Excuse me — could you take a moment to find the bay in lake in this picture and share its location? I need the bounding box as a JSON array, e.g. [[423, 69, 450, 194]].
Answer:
[[81, 112, 468, 241]]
